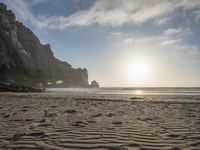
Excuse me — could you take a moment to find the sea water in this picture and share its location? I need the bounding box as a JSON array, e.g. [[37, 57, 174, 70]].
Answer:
[[46, 87, 200, 95]]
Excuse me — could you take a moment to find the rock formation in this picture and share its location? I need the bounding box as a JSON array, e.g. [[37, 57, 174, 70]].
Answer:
[[0, 82, 45, 92], [0, 3, 91, 87], [90, 80, 99, 88]]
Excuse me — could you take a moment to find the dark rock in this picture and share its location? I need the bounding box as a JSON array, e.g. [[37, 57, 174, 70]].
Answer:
[[0, 82, 44, 92], [90, 80, 99, 88], [0, 3, 94, 88]]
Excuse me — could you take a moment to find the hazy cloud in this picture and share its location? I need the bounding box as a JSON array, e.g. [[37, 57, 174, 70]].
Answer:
[[164, 27, 191, 36], [160, 39, 182, 46], [5, 0, 34, 21], [122, 27, 192, 48], [30, 0, 47, 6], [164, 28, 184, 36], [154, 17, 172, 26], [194, 10, 200, 21], [3, 0, 45, 29], [3, 0, 200, 30], [123, 36, 154, 45]]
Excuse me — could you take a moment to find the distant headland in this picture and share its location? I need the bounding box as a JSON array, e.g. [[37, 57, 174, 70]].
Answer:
[[0, 3, 99, 90]]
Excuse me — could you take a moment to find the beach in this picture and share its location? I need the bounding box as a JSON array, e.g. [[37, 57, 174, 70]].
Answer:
[[0, 93, 200, 150]]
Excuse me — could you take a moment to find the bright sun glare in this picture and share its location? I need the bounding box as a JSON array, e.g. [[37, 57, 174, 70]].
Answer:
[[125, 58, 152, 84]]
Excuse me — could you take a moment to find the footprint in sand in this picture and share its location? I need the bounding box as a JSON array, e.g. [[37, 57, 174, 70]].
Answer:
[[12, 131, 48, 142], [91, 113, 103, 117], [64, 109, 77, 114], [106, 113, 116, 117], [72, 121, 88, 128], [44, 110, 57, 117], [3, 113, 11, 118], [112, 121, 123, 126]]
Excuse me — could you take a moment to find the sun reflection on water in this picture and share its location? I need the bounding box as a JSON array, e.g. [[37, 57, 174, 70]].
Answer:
[[135, 90, 143, 95]]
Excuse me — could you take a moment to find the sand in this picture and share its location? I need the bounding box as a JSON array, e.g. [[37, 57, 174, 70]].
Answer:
[[0, 93, 200, 150]]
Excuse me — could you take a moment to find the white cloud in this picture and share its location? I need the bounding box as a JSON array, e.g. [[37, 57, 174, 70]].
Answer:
[[123, 35, 181, 47], [160, 39, 182, 46], [155, 17, 172, 26], [123, 36, 154, 45], [4, 0, 50, 30], [124, 38, 134, 45], [119, 30, 200, 67], [164, 28, 183, 36], [161, 27, 191, 46], [164, 27, 192, 38], [44, 0, 200, 29], [122, 27, 192, 48], [31, 0, 47, 5], [5, 0, 34, 21], [4, 0, 200, 30]]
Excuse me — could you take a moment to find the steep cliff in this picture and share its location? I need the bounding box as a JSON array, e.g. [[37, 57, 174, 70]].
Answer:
[[0, 3, 89, 87]]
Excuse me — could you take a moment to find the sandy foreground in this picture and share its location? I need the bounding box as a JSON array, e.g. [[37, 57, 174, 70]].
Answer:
[[0, 93, 200, 150]]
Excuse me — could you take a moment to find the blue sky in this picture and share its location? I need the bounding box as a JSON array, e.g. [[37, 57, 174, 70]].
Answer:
[[1, 0, 200, 87]]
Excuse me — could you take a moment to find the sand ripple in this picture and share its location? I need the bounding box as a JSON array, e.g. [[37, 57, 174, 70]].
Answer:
[[0, 93, 200, 150]]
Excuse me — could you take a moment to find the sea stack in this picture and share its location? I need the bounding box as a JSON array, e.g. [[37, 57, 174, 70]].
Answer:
[[90, 80, 99, 88]]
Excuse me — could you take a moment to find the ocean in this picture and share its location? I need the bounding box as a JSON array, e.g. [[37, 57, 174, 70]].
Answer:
[[46, 87, 200, 95]]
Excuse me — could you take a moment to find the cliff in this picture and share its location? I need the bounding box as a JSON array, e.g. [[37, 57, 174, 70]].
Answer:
[[0, 3, 90, 87]]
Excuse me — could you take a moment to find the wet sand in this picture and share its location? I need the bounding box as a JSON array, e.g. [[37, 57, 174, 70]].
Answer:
[[0, 93, 200, 150]]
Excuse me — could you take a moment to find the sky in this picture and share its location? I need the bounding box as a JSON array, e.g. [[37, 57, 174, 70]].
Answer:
[[1, 0, 200, 87]]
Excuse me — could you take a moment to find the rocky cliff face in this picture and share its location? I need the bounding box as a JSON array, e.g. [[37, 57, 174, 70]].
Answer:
[[0, 3, 89, 87]]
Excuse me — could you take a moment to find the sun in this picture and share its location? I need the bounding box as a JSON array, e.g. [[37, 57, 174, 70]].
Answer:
[[125, 58, 152, 84]]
